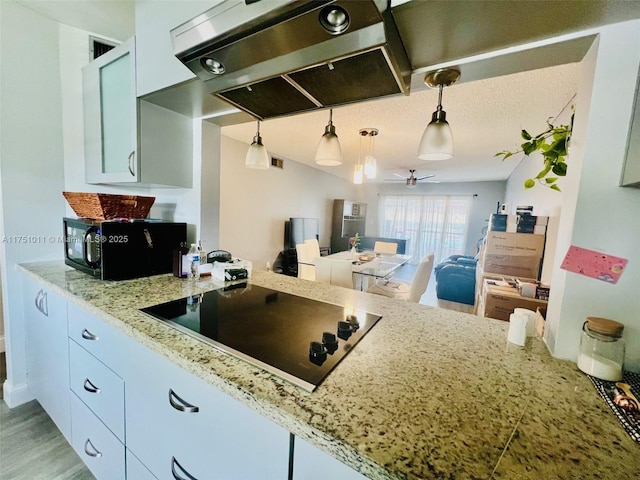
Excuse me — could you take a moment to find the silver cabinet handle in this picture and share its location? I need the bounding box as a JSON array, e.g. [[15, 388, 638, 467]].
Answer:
[[81, 328, 99, 341], [128, 150, 135, 176], [84, 439, 102, 458], [83, 378, 100, 394], [168, 389, 199, 413], [34, 289, 48, 316], [171, 456, 198, 480]]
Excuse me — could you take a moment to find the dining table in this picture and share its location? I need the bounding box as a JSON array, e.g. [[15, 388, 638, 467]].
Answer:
[[324, 250, 412, 290]]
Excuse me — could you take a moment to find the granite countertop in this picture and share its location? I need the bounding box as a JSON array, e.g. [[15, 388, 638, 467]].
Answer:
[[18, 262, 639, 479]]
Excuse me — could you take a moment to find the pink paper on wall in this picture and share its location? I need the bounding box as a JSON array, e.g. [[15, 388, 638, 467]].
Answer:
[[560, 245, 628, 284]]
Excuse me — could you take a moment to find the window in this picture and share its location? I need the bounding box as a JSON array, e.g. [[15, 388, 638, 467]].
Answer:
[[378, 194, 473, 264]]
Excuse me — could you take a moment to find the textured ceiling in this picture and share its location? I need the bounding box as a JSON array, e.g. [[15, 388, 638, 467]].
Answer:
[[221, 62, 580, 183]]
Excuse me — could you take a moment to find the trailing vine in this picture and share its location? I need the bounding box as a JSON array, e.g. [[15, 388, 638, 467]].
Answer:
[[496, 100, 574, 191]]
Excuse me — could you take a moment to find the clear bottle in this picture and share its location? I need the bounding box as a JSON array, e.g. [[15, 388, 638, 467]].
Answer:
[[577, 317, 625, 381], [187, 243, 200, 280]]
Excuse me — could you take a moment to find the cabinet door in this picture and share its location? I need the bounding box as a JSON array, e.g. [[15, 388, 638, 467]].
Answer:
[[83, 37, 139, 184], [70, 393, 125, 480], [127, 449, 159, 480], [126, 341, 290, 480], [22, 276, 71, 440], [293, 437, 368, 480]]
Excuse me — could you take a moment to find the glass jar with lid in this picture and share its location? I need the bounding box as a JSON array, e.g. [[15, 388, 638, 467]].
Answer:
[[577, 316, 625, 381]]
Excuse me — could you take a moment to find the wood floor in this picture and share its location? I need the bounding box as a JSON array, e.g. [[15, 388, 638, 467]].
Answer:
[[0, 353, 94, 480]]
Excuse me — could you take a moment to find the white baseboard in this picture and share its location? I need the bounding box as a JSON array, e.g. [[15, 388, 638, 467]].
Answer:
[[2, 379, 34, 408], [0, 335, 5, 353]]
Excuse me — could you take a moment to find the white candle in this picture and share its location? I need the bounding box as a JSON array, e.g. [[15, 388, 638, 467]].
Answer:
[[577, 351, 623, 381]]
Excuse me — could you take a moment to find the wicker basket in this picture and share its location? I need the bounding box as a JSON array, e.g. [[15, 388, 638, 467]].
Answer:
[[63, 192, 155, 220]]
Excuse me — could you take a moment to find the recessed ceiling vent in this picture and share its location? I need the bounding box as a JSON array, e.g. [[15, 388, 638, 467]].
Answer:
[[89, 36, 118, 60], [170, 0, 411, 120]]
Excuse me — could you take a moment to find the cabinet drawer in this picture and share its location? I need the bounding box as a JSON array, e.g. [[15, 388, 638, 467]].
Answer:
[[70, 393, 125, 480], [67, 302, 128, 372], [126, 342, 290, 480], [126, 449, 158, 480], [69, 339, 125, 441]]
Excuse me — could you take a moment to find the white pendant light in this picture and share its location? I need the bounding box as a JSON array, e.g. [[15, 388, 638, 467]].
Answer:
[[353, 164, 364, 184], [245, 120, 270, 169], [417, 67, 461, 161], [315, 108, 343, 166], [362, 128, 378, 179]]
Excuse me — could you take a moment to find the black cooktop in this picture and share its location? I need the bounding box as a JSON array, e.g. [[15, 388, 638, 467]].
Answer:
[[140, 283, 382, 391]]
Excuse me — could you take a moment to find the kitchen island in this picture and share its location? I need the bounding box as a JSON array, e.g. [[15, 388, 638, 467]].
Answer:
[[18, 262, 639, 479]]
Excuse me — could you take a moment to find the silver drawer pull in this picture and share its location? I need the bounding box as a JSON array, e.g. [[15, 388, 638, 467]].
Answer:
[[83, 378, 100, 394], [84, 439, 102, 458], [171, 456, 198, 480], [81, 328, 99, 341], [168, 389, 199, 413]]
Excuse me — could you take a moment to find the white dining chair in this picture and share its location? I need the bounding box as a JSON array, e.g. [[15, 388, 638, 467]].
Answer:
[[304, 238, 321, 260], [368, 253, 434, 303], [374, 241, 398, 255], [329, 259, 354, 289], [296, 243, 316, 281], [313, 256, 332, 284]]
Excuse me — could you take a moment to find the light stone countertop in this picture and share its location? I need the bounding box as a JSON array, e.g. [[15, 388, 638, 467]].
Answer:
[[18, 262, 639, 480]]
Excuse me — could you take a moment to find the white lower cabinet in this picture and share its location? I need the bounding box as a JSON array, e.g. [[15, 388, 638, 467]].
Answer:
[[293, 437, 368, 480], [127, 449, 158, 480], [22, 276, 71, 441], [125, 341, 291, 480], [70, 393, 125, 480]]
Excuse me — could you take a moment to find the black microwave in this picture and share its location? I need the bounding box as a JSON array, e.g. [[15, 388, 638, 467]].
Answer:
[[63, 217, 187, 280]]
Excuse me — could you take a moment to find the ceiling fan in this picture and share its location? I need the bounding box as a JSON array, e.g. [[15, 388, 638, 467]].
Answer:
[[386, 169, 438, 188]]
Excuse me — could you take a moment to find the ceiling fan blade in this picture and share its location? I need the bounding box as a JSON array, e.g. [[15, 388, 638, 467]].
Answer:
[[393, 173, 406, 179], [416, 174, 435, 180]]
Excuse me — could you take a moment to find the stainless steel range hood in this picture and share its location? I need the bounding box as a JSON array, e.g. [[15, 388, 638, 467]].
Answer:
[[170, 0, 411, 120]]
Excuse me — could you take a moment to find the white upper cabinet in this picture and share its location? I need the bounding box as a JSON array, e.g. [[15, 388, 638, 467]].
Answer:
[[83, 37, 193, 187], [84, 37, 138, 184], [134, 1, 222, 97]]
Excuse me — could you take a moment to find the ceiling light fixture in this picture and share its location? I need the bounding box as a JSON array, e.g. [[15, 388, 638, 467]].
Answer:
[[315, 108, 343, 166], [353, 132, 364, 185], [361, 128, 379, 179], [417, 67, 461, 161], [245, 120, 270, 169]]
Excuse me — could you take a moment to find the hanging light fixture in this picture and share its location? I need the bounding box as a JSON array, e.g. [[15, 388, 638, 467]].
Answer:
[[417, 67, 461, 161], [245, 120, 270, 169], [315, 108, 343, 166], [353, 132, 364, 184], [361, 128, 378, 179]]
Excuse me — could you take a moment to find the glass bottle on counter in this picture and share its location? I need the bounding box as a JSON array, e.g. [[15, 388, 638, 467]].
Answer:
[[187, 243, 200, 280], [577, 316, 625, 381]]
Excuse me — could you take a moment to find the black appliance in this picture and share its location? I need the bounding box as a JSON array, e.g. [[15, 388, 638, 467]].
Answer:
[[63, 217, 187, 280], [141, 284, 382, 392]]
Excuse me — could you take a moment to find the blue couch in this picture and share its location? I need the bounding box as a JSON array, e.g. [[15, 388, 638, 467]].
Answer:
[[434, 255, 478, 305]]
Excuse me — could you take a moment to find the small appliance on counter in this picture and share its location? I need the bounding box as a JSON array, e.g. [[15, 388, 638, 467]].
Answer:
[[63, 217, 187, 280], [212, 257, 252, 281]]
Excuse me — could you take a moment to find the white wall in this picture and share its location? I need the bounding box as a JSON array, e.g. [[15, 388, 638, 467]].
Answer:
[[532, 21, 640, 372], [363, 180, 507, 257], [219, 135, 357, 270], [0, 1, 67, 406]]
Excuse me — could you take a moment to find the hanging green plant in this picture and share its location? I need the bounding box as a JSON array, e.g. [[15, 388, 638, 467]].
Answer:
[[495, 109, 574, 191]]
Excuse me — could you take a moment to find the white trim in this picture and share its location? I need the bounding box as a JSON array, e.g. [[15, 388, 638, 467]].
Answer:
[[2, 379, 34, 408], [0, 335, 4, 353]]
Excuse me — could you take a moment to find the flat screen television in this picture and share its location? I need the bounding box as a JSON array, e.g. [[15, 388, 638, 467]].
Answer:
[[284, 217, 319, 250]]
